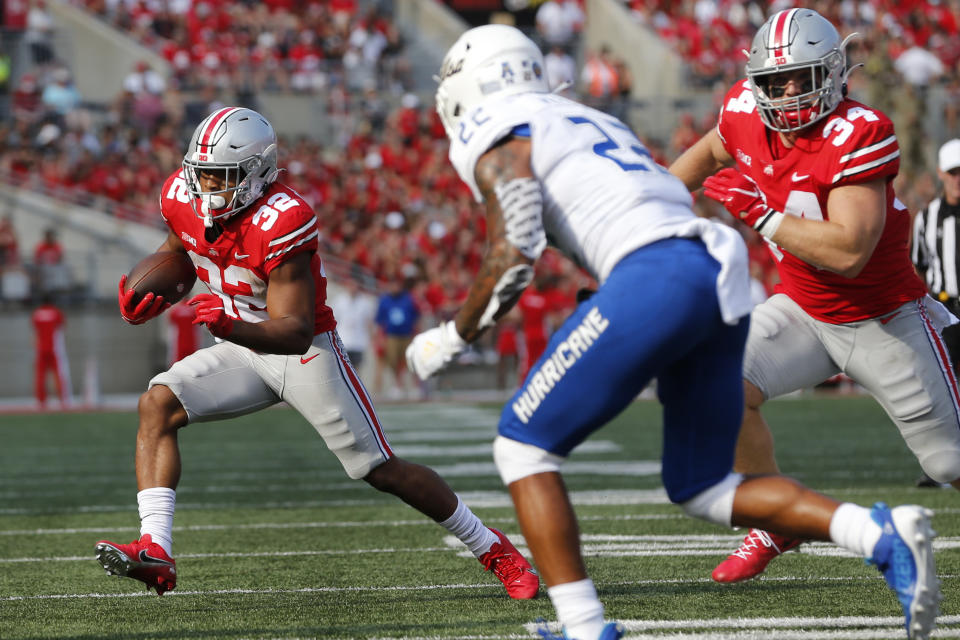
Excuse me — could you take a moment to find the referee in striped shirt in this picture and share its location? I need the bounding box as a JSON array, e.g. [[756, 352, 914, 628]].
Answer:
[[911, 139, 960, 488], [912, 139, 960, 320]]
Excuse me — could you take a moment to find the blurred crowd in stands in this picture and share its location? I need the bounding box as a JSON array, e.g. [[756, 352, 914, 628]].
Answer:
[[78, 0, 410, 95], [1, 0, 959, 388]]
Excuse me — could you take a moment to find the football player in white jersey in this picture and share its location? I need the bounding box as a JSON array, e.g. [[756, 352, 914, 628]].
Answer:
[[669, 7, 960, 590], [93, 107, 539, 602], [407, 24, 941, 640]]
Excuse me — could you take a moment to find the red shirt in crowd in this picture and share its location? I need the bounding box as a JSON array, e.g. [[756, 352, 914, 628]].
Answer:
[[34, 240, 63, 265], [32, 303, 64, 353]]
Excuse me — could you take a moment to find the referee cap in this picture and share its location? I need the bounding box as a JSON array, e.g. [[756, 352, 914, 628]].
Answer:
[[939, 139, 960, 172]]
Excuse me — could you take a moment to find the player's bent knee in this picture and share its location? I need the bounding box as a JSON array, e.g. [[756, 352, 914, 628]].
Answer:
[[362, 457, 400, 490], [743, 379, 765, 409], [919, 449, 960, 484], [137, 385, 188, 431], [493, 436, 565, 485], [680, 472, 743, 527]]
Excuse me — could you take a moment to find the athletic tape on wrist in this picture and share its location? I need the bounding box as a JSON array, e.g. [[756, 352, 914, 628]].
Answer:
[[756, 208, 785, 239]]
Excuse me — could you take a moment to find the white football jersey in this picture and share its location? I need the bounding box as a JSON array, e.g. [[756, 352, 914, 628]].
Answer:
[[448, 92, 753, 324]]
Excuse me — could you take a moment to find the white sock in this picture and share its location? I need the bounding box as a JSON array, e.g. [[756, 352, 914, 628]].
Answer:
[[548, 578, 605, 640], [829, 502, 882, 558], [138, 487, 176, 556], [439, 497, 498, 557]]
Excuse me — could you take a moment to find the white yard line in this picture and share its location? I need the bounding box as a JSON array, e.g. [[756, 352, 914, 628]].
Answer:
[[4, 580, 958, 602], [0, 488, 675, 514], [5, 536, 960, 563], [0, 512, 685, 537]]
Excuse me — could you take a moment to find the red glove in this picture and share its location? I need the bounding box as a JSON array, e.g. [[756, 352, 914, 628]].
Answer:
[[189, 293, 235, 338], [702, 168, 784, 238], [118, 274, 170, 325]]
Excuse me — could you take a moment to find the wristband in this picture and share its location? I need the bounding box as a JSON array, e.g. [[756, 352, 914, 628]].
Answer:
[[755, 208, 785, 240]]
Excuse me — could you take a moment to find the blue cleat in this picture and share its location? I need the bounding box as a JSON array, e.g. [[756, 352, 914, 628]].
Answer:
[[867, 503, 941, 639], [535, 619, 624, 640]]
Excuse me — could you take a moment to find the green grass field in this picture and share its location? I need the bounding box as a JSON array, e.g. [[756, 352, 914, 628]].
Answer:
[[1, 395, 957, 639]]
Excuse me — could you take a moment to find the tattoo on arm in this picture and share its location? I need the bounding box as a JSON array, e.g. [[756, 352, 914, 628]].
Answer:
[[455, 139, 535, 342]]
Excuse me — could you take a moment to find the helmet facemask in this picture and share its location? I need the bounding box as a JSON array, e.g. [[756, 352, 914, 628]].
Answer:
[[749, 51, 844, 132], [182, 153, 272, 225]]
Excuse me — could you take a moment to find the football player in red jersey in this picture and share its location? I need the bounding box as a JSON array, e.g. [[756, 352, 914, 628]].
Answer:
[[31, 296, 71, 409], [94, 107, 539, 600], [671, 8, 960, 586]]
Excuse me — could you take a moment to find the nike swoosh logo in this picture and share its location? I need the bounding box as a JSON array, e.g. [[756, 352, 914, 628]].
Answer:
[[138, 549, 171, 565], [791, 172, 810, 181], [235, 253, 250, 260], [300, 353, 320, 364], [879, 311, 901, 325]]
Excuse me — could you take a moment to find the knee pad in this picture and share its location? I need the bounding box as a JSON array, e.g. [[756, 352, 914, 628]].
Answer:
[[919, 449, 960, 484], [680, 472, 743, 527], [492, 436, 565, 485]]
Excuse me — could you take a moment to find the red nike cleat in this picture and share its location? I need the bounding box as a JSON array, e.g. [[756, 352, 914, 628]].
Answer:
[[94, 534, 177, 595], [712, 529, 803, 583], [479, 528, 540, 599]]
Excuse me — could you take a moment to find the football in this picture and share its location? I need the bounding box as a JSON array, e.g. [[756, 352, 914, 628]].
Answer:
[[124, 251, 197, 305]]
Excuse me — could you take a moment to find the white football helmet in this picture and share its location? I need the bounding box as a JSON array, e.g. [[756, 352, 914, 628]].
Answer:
[[746, 8, 857, 133], [182, 107, 279, 226], [435, 24, 549, 139]]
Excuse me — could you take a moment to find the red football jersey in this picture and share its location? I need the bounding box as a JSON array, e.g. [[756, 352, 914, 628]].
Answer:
[[32, 304, 64, 353], [717, 79, 926, 323], [160, 170, 336, 334], [518, 288, 551, 342]]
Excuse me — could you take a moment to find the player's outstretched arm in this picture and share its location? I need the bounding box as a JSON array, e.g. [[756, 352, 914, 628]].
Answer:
[[457, 137, 539, 342], [406, 137, 538, 381], [669, 127, 734, 192]]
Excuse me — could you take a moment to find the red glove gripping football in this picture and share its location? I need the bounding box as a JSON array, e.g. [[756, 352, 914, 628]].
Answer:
[[118, 274, 170, 325], [189, 293, 235, 338]]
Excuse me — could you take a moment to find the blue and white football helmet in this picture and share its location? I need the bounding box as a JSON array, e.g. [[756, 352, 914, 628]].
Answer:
[[435, 24, 549, 139]]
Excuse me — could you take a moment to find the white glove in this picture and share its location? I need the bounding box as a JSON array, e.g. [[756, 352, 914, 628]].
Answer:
[[406, 320, 468, 380]]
